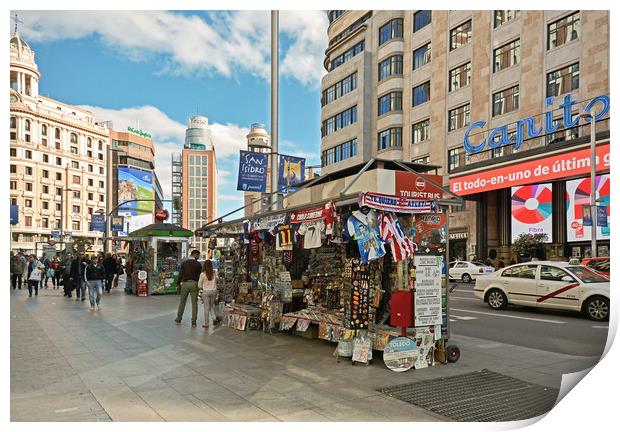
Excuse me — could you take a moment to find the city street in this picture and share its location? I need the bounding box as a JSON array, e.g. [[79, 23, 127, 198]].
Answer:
[[449, 283, 609, 357]]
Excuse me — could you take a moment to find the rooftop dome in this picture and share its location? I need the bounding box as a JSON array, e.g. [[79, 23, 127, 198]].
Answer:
[[10, 32, 37, 69]]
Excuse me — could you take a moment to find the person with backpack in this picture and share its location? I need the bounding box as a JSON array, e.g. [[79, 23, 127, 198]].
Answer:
[[11, 252, 24, 290], [85, 256, 106, 311], [27, 255, 44, 297]]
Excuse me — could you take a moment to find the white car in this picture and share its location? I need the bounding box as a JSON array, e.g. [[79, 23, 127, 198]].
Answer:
[[473, 261, 610, 321], [449, 260, 495, 283]]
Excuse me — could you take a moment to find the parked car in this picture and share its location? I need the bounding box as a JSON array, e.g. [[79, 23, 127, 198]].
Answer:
[[581, 257, 610, 278], [449, 260, 496, 283], [473, 261, 610, 321]]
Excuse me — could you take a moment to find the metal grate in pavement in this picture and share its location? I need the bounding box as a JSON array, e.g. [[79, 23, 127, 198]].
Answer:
[[378, 369, 559, 422]]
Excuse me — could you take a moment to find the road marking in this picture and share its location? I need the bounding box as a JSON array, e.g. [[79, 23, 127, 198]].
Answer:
[[592, 325, 609, 329], [451, 315, 478, 321], [449, 319, 457, 322], [54, 407, 78, 413], [450, 308, 566, 324], [450, 296, 479, 301]]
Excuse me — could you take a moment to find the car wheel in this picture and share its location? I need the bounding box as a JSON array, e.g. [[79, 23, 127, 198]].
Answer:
[[487, 288, 507, 310], [461, 273, 472, 284], [584, 296, 609, 321]]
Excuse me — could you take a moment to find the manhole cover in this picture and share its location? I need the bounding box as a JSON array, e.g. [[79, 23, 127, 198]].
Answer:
[[379, 369, 559, 422]]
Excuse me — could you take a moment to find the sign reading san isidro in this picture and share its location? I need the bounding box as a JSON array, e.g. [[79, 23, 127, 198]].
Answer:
[[463, 93, 610, 154]]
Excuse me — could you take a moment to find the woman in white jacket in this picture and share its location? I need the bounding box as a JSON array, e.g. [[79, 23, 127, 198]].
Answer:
[[198, 259, 218, 333]]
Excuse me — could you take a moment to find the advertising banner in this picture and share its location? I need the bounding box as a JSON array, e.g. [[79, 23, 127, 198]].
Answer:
[[90, 214, 106, 232], [597, 206, 608, 227], [395, 172, 444, 199], [510, 183, 553, 242], [118, 167, 154, 235], [412, 214, 447, 254], [359, 192, 438, 214], [278, 154, 305, 192], [110, 216, 125, 232], [450, 143, 610, 196], [237, 150, 268, 192], [566, 174, 610, 242], [582, 206, 593, 227], [10, 205, 18, 225]]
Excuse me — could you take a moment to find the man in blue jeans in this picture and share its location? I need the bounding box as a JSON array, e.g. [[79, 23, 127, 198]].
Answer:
[[85, 256, 106, 311]]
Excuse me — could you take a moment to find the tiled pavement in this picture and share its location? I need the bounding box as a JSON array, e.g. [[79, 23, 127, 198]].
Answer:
[[10, 286, 603, 422]]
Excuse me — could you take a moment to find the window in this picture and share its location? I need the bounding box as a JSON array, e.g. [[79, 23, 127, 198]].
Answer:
[[413, 43, 431, 70], [412, 156, 430, 164], [41, 124, 47, 135], [42, 169, 49, 178], [42, 138, 47, 146], [10, 148, 16, 157], [412, 81, 431, 107], [377, 127, 402, 150], [56, 157, 62, 166], [88, 192, 93, 200], [10, 181, 17, 189], [56, 173, 62, 181], [448, 104, 471, 131], [56, 203, 61, 211], [56, 187, 62, 196], [26, 182, 33, 191], [72, 221, 80, 231], [72, 175, 81, 185], [330, 41, 365, 71], [98, 153, 104, 161], [547, 63, 579, 97], [329, 12, 372, 47], [25, 199, 32, 208], [502, 264, 538, 279], [25, 150, 32, 159], [70, 146, 78, 154], [414, 10, 431, 32], [494, 10, 520, 28], [10, 198, 17, 206], [70, 133, 78, 144], [379, 18, 403, 45], [546, 118, 579, 144], [42, 218, 49, 228], [378, 91, 403, 116], [328, 10, 345, 24], [493, 85, 520, 116], [25, 216, 32, 227], [25, 167, 33, 176], [322, 139, 358, 167], [42, 154, 48, 163], [72, 205, 80, 213], [540, 265, 573, 282], [42, 185, 49, 194], [493, 39, 520, 72], [10, 117, 16, 140], [87, 150, 93, 158], [321, 106, 357, 137], [10, 117, 16, 128], [10, 164, 16, 173], [449, 62, 471, 92], [42, 201, 49, 210], [88, 164, 93, 172], [55, 128, 61, 140], [25, 119, 31, 132], [99, 181, 104, 188], [548, 12, 580, 49], [98, 141, 103, 151], [86, 178, 93, 187], [322, 73, 357, 106], [378, 55, 403, 81], [412, 119, 430, 144], [99, 194, 104, 202], [87, 137, 92, 147], [73, 191, 80, 199], [88, 207, 93, 215], [71, 161, 79, 169], [99, 167, 104, 175], [450, 20, 472, 51]]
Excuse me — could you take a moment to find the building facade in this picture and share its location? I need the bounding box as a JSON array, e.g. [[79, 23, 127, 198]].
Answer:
[[179, 116, 218, 252], [321, 10, 609, 261], [244, 123, 272, 217], [10, 32, 109, 254]]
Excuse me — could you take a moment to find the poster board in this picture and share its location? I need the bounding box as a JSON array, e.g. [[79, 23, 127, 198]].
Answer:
[[414, 256, 442, 326]]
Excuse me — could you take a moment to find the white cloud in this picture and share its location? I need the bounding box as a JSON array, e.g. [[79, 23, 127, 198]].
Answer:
[[17, 10, 328, 87], [80, 105, 249, 203], [219, 194, 244, 202]]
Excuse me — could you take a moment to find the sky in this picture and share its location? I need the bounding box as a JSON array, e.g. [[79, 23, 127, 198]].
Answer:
[[14, 10, 328, 218]]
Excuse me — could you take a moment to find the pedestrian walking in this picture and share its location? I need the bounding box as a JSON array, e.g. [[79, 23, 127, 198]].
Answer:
[[47, 256, 59, 289], [70, 253, 86, 302], [85, 256, 105, 311], [21, 252, 29, 289], [40, 254, 50, 290], [175, 249, 202, 327], [11, 252, 24, 290], [62, 253, 74, 297], [199, 259, 218, 334], [102, 253, 117, 293], [27, 255, 44, 297]]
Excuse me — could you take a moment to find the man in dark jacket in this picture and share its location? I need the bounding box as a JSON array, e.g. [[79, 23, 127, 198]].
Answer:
[[70, 254, 86, 302], [85, 256, 106, 311], [102, 253, 118, 293], [175, 250, 203, 327], [62, 253, 74, 297], [10, 252, 24, 290]]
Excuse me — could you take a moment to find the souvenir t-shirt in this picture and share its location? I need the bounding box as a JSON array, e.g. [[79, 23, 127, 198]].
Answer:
[[276, 224, 294, 251], [346, 209, 386, 263], [298, 220, 324, 249]]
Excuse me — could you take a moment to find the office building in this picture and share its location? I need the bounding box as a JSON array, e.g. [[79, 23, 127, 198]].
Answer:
[[321, 10, 609, 260]]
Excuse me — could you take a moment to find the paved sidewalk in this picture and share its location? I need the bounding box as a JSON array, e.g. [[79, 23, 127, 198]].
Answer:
[[10, 287, 603, 422]]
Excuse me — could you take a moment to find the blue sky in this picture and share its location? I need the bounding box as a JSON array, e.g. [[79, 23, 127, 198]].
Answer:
[[15, 10, 328, 219]]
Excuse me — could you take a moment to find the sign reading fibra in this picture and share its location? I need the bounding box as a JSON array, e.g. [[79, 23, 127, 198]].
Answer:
[[463, 93, 610, 154], [127, 126, 152, 139]]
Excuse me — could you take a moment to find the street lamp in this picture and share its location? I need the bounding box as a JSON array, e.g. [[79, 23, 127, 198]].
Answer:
[[578, 111, 597, 258]]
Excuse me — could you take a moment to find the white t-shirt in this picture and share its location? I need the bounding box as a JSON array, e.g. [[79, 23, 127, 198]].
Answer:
[[298, 220, 325, 249], [198, 273, 217, 293]]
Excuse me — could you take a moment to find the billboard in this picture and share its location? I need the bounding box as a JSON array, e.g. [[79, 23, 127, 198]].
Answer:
[[237, 150, 268, 192], [511, 183, 553, 242], [566, 175, 610, 242], [118, 167, 154, 235], [90, 214, 106, 232], [278, 154, 305, 192], [10, 205, 18, 225]]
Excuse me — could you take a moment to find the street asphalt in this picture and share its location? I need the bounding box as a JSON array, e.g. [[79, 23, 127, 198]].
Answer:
[[448, 282, 609, 357]]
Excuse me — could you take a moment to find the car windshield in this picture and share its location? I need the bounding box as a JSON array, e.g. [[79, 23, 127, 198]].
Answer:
[[567, 266, 609, 283]]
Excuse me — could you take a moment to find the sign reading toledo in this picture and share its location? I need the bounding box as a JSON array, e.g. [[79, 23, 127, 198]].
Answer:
[[463, 93, 610, 154]]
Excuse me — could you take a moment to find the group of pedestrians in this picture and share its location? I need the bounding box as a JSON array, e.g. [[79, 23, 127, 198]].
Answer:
[[10, 250, 124, 311], [175, 249, 219, 334]]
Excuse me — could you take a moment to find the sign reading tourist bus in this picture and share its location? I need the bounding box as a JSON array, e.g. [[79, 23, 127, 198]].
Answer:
[[463, 93, 610, 154]]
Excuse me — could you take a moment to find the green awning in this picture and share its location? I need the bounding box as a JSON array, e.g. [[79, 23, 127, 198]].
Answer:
[[127, 223, 194, 238]]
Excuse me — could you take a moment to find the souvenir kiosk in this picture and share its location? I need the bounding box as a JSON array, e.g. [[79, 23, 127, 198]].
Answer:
[[197, 159, 463, 370], [125, 223, 192, 296]]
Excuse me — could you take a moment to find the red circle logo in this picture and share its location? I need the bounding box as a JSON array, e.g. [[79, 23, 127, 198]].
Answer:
[[415, 178, 426, 191], [571, 221, 581, 229], [155, 209, 169, 222]]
